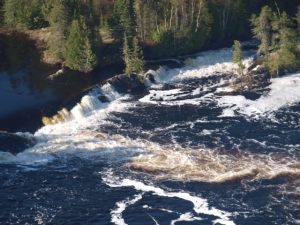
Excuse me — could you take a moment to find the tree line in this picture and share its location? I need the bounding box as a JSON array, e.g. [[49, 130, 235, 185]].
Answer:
[[233, 5, 300, 76], [1, 0, 300, 75], [251, 5, 300, 75]]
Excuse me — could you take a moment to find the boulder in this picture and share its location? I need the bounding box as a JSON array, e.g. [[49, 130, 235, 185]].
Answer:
[[106, 73, 146, 93], [144, 71, 156, 83]]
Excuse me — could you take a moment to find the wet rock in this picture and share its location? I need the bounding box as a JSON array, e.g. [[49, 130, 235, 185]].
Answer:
[[0, 131, 36, 155], [97, 95, 109, 103], [231, 57, 271, 93], [144, 71, 156, 83], [106, 73, 146, 93], [48, 67, 65, 80]]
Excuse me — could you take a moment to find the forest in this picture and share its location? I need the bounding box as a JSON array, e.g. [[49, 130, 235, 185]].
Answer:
[[1, 0, 300, 75]]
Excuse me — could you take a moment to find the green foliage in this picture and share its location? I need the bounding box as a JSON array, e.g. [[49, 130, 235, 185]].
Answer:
[[123, 34, 133, 74], [132, 36, 145, 74], [65, 17, 97, 73], [296, 6, 300, 35], [43, 0, 70, 62], [296, 6, 300, 55], [42, 0, 69, 29], [232, 40, 245, 75], [266, 52, 280, 75], [4, 0, 45, 29], [151, 27, 175, 57], [251, 6, 273, 55], [265, 11, 299, 75], [112, 0, 136, 40], [123, 35, 144, 75], [275, 12, 298, 72], [251, 5, 300, 76], [1, 0, 300, 74]]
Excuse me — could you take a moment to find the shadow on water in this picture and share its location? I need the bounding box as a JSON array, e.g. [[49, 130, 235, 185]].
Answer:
[[0, 32, 123, 132]]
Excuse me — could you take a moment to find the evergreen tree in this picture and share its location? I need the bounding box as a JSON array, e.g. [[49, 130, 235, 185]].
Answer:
[[251, 6, 273, 55], [82, 36, 98, 73], [296, 6, 300, 53], [232, 40, 245, 75], [267, 12, 298, 76], [4, 0, 45, 29], [123, 34, 133, 74], [64, 17, 97, 73], [266, 52, 280, 76], [123, 35, 144, 75], [277, 12, 298, 71], [132, 36, 145, 74], [113, 0, 136, 40], [43, 0, 69, 62], [296, 6, 300, 35]]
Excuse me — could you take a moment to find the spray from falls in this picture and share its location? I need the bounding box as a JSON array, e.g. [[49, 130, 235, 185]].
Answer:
[[42, 84, 120, 125]]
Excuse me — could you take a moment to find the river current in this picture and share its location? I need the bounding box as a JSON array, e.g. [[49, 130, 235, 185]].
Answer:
[[0, 47, 299, 225]]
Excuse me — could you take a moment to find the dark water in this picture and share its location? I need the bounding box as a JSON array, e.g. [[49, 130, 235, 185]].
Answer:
[[0, 48, 299, 225]]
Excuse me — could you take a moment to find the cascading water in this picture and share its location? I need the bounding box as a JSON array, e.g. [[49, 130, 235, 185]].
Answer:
[[0, 47, 299, 225]]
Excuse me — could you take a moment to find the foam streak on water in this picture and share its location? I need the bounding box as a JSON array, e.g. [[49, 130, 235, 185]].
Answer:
[[170, 213, 203, 225], [111, 194, 143, 225], [102, 171, 236, 225], [1, 47, 299, 225]]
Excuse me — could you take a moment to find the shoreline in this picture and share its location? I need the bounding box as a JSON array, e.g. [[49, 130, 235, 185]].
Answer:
[[0, 30, 257, 133]]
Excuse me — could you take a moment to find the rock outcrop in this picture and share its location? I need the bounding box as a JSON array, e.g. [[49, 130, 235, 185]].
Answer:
[[105, 73, 146, 93], [231, 57, 271, 92]]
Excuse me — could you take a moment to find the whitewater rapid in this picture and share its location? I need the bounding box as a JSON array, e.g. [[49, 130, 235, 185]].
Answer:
[[1, 46, 300, 225]]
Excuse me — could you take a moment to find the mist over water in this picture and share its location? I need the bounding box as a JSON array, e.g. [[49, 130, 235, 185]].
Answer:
[[1, 47, 300, 225]]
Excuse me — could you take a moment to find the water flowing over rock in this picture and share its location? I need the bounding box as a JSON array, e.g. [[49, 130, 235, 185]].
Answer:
[[2, 47, 299, 225]]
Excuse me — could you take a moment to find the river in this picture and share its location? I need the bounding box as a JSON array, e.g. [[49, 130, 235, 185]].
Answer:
[[0, 46, 299, 225]]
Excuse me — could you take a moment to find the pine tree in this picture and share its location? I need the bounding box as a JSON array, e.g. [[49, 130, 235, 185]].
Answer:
[[295, 6, 300, 54], [4, 0, 45, 29], [267, 12, 298, 76], [277, 12, 298, 71], [123, 35, 145, 75], [267, 52, 280, 76], [113, 0, 136, 40], [251, 6, 273, 55], [232, 40, 245, 75], [43, 0, 69, 62], [132, 36, 145, 74], [82, 37, 98, 73], [296, 6, 300, 35], [123, 34, 133, 74], [3, 0, 16, 27], [64, 17, 97, 73]]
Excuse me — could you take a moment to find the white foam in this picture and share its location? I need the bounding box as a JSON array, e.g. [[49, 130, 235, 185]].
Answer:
[[218, 74, 300, 117], [101, 83, 122, 101], [0, 150, 55, 165], [1, 94, 134, 165], [70, 95, 105, 120], [102, 172, 236, 225], [139, 89, 183, 104], [111, 194, 143, 225], [171, 213, 203, 225], [144, 48, 254, 85]]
